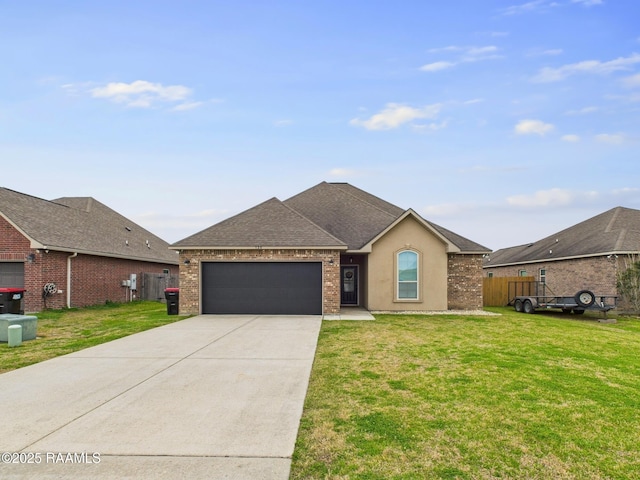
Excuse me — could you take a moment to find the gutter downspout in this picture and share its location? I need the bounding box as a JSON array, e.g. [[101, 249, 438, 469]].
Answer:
[[67, 252, 78, 308]]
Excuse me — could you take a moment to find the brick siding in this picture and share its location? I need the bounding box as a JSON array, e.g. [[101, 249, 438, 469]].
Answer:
[[484, 256, 618, 298], [448, 254, 484, 310], [178, 249, 342, 315]]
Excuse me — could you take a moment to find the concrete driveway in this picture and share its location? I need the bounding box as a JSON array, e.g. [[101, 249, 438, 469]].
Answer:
[[0, 315, 322, 479]]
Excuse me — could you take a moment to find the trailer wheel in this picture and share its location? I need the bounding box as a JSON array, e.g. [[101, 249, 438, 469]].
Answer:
[[575, 290, 596, 308], [514, 299, 524, 312], [523, 299, 535, 314]]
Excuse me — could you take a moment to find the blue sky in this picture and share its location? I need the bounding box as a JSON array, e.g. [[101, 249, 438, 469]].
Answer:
[[1, 0, 638, 250]]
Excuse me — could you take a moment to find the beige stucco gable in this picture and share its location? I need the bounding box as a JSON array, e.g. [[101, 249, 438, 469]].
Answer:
[[358, 209, 460, 254], [366, 213, 449, 311]]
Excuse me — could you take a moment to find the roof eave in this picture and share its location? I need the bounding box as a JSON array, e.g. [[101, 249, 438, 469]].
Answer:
[[37, 245, 179, 264], [483, 250, 638, 268], [170, 245, 349, 251], [0, 212, 46, 249]]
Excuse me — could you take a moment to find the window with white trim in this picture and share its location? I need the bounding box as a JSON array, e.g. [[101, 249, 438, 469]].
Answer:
[[397, 250, 418, 299]]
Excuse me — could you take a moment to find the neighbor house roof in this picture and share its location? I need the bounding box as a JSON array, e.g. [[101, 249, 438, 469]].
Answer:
[[172, 182, 490, 254], [485, 206, 640, 267], [0, 187, 178, 264]]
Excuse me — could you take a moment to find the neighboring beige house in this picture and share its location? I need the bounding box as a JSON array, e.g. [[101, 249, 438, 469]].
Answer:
[[483, 206, 640, 308], [171, 182, 490, 315]]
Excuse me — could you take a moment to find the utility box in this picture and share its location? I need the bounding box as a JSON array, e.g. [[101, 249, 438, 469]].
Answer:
[[164, 288, 179, 315], [0, 288, 26, 314], [0, 314, 38, 342]]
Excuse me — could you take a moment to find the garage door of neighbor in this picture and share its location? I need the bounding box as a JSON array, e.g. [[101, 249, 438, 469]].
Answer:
[[202, 262, 323, 315], [0, 263, 25, 288]]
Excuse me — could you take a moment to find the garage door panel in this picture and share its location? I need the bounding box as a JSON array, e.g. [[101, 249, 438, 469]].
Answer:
[[202, 262, 322, 315], [0, 263, 25, 288]]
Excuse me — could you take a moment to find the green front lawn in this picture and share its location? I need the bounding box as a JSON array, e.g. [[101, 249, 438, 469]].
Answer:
[[0, 301, 188, 373], [291, 308, 640, 479]]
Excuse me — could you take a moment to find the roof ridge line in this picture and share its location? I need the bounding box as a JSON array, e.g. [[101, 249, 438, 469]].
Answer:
[[605, 206, 621, 233], [280, 200, 348, 246], [329, 183, 401, 220], [1, 187, 73, 210]]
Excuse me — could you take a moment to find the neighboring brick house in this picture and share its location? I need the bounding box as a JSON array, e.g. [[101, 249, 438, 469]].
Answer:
[[483, 207, 640, 309], [171, 182, 490, 315], [0, 188, 179, 312]]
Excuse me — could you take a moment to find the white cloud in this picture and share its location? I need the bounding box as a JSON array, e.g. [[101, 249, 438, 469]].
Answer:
[[466, 46, 499, 56], [527, 48, 563, 57], [427, 46, 462, 54], [562, 134, 581, 142], [565, 106, 598, 115], [501, 0, 557, 16], [273, 119, 293, 127], [90, 80, 193, 108], [514, 119, 555, 136], [531, 53, 640, 83], [171, 101, 204, 111], [507, 188, 575, 207], [421, 45, 502, 72], [571, 0, 603, 5], [412, 120, 448, 132], [595, 133, 627, 145], [612, 187, 640, 196], [621, 73, 640, 88], [502, 0, 601, 16], [420, 61, 455, 72], [350, 103, 442, 131]]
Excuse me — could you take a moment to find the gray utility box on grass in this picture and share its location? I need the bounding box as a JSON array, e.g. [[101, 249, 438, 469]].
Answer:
[[0, 314, 38, 342]]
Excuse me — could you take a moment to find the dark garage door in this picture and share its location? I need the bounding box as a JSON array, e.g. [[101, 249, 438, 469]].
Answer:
[[202, 262, 322, 315], [0, 262, 25, 288]]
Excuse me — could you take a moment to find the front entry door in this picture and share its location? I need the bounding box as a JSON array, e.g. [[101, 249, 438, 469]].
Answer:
[[341, 266, 358, 305]]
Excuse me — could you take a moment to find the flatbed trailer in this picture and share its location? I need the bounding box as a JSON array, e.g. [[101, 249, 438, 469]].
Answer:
[[512, 289, 617, 315]]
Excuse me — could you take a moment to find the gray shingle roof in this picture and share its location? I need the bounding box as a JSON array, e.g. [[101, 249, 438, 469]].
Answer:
[[485, 206, 640, 266], [0, 187, 178, 264], [171, 197, 347, 248], [173, 182, 489, 253], [427, 221, 491, 253], [283, 182, 402, 250]]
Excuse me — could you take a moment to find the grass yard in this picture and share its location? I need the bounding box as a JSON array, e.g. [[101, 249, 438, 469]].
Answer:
[[291, 308, 640, 480], [0, 301, 188, 373]]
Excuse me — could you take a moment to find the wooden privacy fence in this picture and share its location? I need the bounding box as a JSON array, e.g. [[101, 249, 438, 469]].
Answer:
[[483, 276, 535, 307], [139, 273, 179, 302]]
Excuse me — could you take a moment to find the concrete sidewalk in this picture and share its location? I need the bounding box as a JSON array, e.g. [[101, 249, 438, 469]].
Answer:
[[0, 315, 322, 479]]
